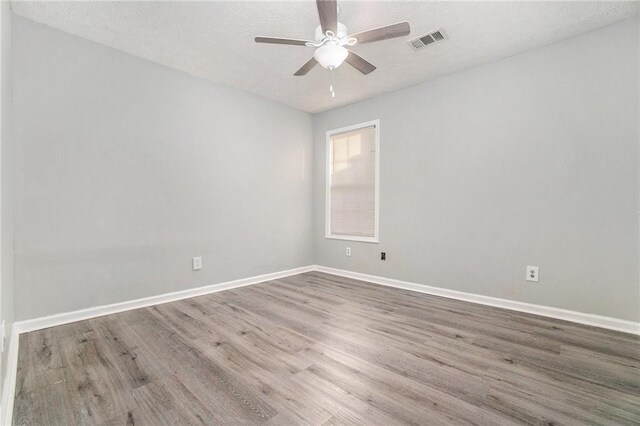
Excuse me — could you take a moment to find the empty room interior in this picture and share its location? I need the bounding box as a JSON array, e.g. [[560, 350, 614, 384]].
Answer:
[[0, 0, 638, 424]]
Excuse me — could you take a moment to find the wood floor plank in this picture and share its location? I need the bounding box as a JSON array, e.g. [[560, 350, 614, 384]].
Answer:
[[301, 344, 517, 426], [13, 379, 76, 426], [14, 330, 65, 394], [131, 374, 217, 425], [88, 316, 169, 389], [126, 309, 278, 424], [57, 330, 137, 424], [13, 272, 640, 425], [292, 368, 411, 426], [483, 366, 640, 425], [190, 336, 333, 425]]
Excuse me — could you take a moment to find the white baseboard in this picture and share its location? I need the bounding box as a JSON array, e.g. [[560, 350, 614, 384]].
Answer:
[[13, 263, 639, 336], [14, 265, 314, 334], [1, 326, 19, 426], [313, 265, 640, 336]]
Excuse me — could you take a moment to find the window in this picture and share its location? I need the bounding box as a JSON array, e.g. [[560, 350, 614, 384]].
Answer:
[[326, 120, 379, 243]]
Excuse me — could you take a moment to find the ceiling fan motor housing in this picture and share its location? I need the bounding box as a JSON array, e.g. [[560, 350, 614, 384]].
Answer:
[[315, 22, 348, 41]]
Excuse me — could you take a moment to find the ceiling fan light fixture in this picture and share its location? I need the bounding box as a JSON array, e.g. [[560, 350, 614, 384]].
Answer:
[[255, 1, 411, 77], [314, 44, 348, 70]]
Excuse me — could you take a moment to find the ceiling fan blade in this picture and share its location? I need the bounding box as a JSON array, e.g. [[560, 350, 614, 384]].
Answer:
[[255, 37, 313, 46], [350, 22, 411, 44], [294, 58, 318, 76], [345, 51, 376, 75], [316, 0, 337, 34]]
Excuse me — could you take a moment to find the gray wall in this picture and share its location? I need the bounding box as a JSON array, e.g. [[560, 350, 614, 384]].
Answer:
[[9, 15, 640, 323], [313, 18, 640, 321], [12, 17, 313, 320], [1, 0, 14, 399]]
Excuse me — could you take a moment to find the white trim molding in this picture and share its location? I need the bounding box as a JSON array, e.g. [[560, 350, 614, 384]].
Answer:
[[313, 265, 640, 336], [1, 325, 19, 426], [11, 262, 640, 338], [14, 265, 314, 334]]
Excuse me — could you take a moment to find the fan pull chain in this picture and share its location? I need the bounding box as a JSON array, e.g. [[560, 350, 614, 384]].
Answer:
[[329, 71, 336, 99]]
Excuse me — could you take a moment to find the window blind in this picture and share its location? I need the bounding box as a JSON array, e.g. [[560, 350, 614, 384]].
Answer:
[[329, 125, 377, 238]]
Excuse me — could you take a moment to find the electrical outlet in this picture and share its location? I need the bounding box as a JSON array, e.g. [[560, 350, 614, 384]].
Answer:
[[381, 252, 386, 261], [526, 265, 539, 282], [192, 256, 203, 271], [346, 247, 351, 256]]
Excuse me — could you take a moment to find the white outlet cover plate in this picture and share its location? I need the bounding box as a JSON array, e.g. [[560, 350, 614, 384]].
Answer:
[[193, 256, 203, 270], [526, 265, 539, 282]]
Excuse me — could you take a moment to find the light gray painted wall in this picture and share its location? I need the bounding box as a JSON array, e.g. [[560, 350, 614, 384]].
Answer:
[[12, 17, 313, 320], [1, 0, 14, 397], [313, 18, 640, 321], [9, 15, 639, 323]]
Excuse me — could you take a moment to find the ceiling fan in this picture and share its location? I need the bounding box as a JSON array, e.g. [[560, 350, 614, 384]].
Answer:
[[255, 0, 410, 76]]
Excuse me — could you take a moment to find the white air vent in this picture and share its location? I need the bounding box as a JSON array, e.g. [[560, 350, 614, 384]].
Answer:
[[408, 29, 447, 50]]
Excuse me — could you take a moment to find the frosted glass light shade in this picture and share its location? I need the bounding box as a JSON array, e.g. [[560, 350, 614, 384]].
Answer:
[[314, 45, 348, 70]]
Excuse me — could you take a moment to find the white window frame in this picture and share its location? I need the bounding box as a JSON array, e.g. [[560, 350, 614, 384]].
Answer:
[[325, 119, 380, 243]]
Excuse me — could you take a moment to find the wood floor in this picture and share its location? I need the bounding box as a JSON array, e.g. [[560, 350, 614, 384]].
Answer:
[[13, 272, 640, 425]]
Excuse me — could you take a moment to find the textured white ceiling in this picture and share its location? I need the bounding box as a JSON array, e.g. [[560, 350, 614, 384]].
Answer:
[[11, 1, 640, 113]]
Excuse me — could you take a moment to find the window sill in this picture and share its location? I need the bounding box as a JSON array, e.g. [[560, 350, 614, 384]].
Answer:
[[325, 234, 379, 244]]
